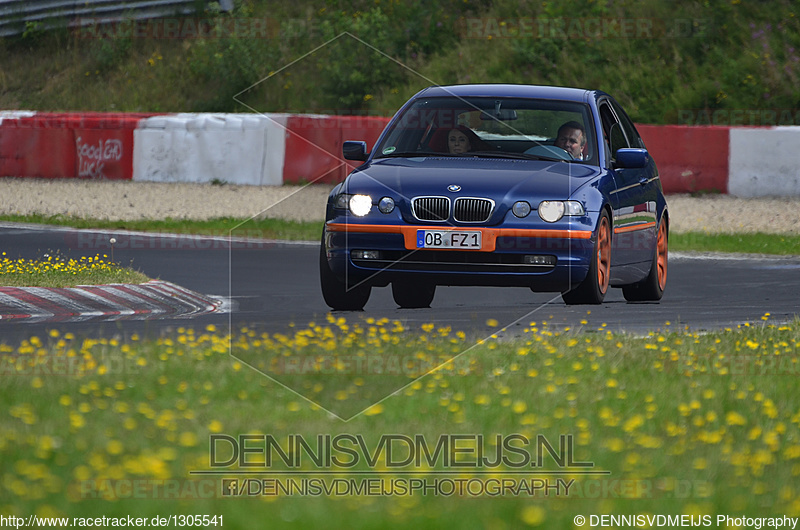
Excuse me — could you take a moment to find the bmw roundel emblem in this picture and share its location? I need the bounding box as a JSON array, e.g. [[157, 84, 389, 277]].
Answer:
[[447, 184, 461, 192]]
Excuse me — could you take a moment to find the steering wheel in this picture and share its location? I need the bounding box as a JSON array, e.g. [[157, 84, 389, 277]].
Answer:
[[523, 145, 574, 161]]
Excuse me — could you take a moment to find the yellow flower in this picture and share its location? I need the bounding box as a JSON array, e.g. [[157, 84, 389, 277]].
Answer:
[[73, 465, 92, 481], [726, 411, 747, 426], [69, 412, 85, 429], [364, 403, 384, 416], [623, 414, 644, 432], [474, 395, 490, 405], [519, 505, 546, 526], [748, 426, 762, 440], [179, 432, 198, 447], [606, 438, 625, 452]]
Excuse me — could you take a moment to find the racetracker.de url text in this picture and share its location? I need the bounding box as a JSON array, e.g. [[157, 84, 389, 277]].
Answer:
[[0, 514, 224, 528]]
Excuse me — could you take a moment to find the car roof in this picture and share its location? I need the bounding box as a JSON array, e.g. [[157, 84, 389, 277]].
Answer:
[[415, 84, 600, 103]]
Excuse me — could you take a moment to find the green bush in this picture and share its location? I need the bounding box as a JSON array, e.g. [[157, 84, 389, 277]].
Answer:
[[1, 0, 798, 121]]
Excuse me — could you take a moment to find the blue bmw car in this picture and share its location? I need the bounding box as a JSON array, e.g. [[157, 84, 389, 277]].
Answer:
[[320, 84, 668, 309]]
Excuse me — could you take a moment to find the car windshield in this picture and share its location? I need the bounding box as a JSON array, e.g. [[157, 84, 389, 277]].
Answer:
[[374, 96, 598, 165]]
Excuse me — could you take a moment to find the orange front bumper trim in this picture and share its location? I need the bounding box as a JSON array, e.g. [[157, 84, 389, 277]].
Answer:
[[326, 223, 592, 252]]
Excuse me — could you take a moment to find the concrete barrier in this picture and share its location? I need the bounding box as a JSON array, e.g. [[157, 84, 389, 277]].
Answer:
[[133, 113, 288, 185], [728, 127, 800, 197], [282, 114, 389, 184], [0, 112, 148, 180], [2, 109, 799, 196], [637, 125, 730, 194]]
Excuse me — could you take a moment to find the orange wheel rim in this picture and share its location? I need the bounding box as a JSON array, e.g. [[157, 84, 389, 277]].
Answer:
[[596, 217, 610, 294], [656, 221, 668, 290]]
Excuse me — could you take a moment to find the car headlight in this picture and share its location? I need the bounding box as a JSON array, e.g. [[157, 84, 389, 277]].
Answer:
[[512, 201, 532, 218], [538, 200, 585, 223], [349, 194, 372, 217], [334, 193, 374, 216]]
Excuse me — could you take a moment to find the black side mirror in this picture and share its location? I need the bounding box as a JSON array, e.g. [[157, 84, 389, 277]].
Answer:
[[343, 141, 368, 161]]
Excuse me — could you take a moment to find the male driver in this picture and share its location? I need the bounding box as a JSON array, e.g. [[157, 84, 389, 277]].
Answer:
[[555, 121, 586, 160]]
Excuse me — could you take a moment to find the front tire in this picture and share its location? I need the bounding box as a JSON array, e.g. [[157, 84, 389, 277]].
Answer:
[[623, 217, 668, 302], [319, 234, 371, 310], [562, 211, 611, 305], [392, 281, 436, 308]]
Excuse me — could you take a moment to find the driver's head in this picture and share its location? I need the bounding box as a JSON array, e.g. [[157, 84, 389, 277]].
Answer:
[[448, 128, 472, 154], [555, 121, 586, 159]]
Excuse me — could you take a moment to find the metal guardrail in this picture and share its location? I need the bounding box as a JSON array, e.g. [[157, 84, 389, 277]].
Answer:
[[0, 0, 234, 37]]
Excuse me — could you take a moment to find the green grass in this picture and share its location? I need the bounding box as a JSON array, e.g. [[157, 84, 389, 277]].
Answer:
[[0, 252, 150, 287], [2, 215, 799, 256], [1, 1, 798, 124], [671, 232, 800, 256], [2, 317, 799, 527], [0, 215, 323, 242]]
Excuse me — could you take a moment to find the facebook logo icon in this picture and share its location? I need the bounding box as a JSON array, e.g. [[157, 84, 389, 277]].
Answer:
[[221, 479, 238, 496]]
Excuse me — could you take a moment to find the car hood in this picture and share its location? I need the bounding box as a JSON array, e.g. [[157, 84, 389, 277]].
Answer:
[[343, 157, 601, 223]]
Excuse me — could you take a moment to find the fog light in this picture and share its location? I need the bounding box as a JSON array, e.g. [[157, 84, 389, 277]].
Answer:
[[352, 250, 382, 260], [524, 255, 556, 265]]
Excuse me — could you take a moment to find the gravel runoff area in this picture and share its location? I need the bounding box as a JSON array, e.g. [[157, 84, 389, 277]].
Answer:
[[1, 178, 799, 234]]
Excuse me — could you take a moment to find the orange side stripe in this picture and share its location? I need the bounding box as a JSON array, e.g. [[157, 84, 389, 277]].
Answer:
[[326, 223, 592, 252], [614, 222, 656, 234]]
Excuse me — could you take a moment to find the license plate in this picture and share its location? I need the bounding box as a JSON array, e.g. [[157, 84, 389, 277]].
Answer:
[[417, 230, 482, 249]]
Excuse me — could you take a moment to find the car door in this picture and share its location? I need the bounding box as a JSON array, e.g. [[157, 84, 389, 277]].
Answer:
[[599, 99, 657, 272]]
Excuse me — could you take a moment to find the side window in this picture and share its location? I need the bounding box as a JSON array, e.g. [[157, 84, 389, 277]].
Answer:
[[599, 102, 629, 162], [610, 99, 645, 148]]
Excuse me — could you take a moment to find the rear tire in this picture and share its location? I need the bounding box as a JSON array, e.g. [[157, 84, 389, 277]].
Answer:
[[623, 217, 668, 302], [319, 234, 371, 310], [392, 281, 436, 308], [562, 211, 611, 305]]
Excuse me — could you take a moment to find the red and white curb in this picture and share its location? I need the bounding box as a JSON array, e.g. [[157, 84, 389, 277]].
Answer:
[[0, 280, 229, 324]]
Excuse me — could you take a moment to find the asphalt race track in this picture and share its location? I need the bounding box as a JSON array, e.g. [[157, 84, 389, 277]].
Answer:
[[1, 223, 799, 345]]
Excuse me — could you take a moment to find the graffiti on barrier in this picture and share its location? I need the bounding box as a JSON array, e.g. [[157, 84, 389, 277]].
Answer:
[[76, 136, 124, 179]]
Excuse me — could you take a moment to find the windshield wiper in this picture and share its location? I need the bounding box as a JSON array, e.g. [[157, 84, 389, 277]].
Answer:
[[377, 150, 464, 158], [467, 151, 570, 162], [377, 150, 580, 163]]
